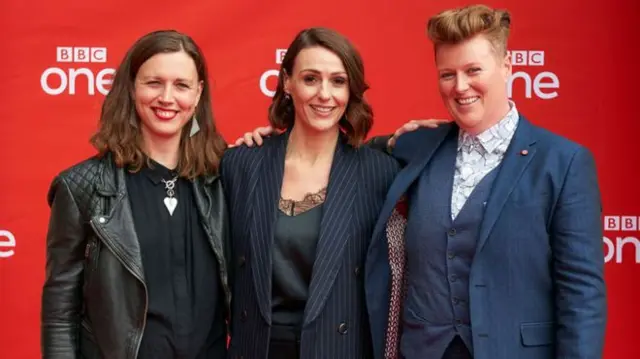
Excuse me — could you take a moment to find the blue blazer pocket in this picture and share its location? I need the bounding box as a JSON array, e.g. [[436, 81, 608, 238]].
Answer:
[[403, 320, 425, 330], [402, 307, 427, 330], [520, 321, 555, 347]]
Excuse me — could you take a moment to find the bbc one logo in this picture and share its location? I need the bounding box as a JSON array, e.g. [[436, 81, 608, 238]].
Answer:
[[603, 215, 639, 264], [259, 49, 287, 97], [507, 50, 559, 100], [40, 46, 115, 96], [0, 229, 16, 258]]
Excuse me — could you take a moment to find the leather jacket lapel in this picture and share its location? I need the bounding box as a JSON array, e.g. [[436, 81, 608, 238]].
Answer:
[[90, 156, 146, 284]]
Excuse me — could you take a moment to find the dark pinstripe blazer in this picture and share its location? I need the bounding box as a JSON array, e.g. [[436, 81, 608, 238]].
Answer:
[[220, 131, 400, 359]]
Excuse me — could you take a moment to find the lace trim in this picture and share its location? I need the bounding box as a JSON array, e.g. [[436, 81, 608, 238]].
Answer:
[[279, 187, 327, 216]]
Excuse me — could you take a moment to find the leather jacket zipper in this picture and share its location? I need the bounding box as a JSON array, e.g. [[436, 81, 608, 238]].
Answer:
[[83, 240, 100, 290]]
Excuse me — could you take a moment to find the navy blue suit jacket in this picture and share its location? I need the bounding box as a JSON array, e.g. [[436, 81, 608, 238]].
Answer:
[[366, 116, 607, 359], [221, 132, 399, 359]]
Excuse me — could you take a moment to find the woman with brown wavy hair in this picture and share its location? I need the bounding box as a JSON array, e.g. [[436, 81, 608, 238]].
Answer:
[[221, 27, 400, 359], [41, 30, 231, 359]]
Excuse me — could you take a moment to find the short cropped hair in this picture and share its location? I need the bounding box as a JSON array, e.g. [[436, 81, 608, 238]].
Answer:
[[427, 4, 511, 56]]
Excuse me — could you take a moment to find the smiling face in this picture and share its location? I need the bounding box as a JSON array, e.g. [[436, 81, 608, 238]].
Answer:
[[435, 34, 512, 135], [284, 46, 349, 135], [133, 50, 202, 142]]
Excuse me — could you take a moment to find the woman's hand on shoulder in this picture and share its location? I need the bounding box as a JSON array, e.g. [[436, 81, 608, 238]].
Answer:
[[229, 126, 281, 148], [387, 118, 451, 148]]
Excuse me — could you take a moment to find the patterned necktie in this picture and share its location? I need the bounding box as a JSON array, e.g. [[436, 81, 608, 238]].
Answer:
[[452, 135, 486, 219], [383, 207, 408, 359]]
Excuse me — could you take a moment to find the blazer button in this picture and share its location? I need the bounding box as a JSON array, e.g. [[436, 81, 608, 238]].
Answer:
[[448, 228, 456, 236], [354, 266, 361, 276], [238, 255, 246, 267], [337, 322, 348, 335], [240, 310, 248, 322]]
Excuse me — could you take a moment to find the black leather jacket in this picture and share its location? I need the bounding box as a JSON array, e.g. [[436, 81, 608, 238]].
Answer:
[[41, 154, 231, 359]]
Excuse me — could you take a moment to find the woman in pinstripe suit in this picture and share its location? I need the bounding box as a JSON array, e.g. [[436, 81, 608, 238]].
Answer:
[[220, 27, 400, 359]]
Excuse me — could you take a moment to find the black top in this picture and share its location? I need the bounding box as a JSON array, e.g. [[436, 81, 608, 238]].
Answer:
[[271, 202, 324, 328], [125, 160, 225, 359]]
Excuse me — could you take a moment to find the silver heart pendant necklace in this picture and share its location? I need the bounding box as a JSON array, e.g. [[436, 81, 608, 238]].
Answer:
[[161, 176, 179, 216]]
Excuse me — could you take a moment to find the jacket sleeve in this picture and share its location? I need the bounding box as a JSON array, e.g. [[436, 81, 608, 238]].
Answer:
[[365, 135, 393, 154], [41, 175, 85, 358], [551, 147, 607, 359]]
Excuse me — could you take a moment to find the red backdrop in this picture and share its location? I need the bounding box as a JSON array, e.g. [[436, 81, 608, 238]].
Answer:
[[1, 0, 638, 357]]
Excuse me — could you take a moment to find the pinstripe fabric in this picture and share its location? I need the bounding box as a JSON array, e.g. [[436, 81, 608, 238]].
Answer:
[[221, 132, 400, 359]]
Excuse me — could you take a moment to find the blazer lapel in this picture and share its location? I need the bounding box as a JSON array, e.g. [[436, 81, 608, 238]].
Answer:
[[476, 116, 538, 255], [249, 134, 287, 325], [90, 166, 146, 285], [371, 126, 455, 243], [303, 139, 358, 326]]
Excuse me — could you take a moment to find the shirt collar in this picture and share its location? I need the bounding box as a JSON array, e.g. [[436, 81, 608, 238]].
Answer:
[[458, 100, 519, 155], [139, 158, 179, 185]]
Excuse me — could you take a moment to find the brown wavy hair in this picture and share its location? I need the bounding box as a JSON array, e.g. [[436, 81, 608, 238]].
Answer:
[[90, 30, 227, 179], [427, 4, 511, 56], [268, 27, 373, 146]]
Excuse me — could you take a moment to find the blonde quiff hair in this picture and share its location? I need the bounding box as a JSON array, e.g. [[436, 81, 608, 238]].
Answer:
[[427, 4, 511, 56]]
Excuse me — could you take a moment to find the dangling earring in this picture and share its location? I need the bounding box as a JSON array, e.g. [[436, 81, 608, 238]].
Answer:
[[189, 114, 200, 137], [284, 93, 291, 101], [130, 114, 138, 128]]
